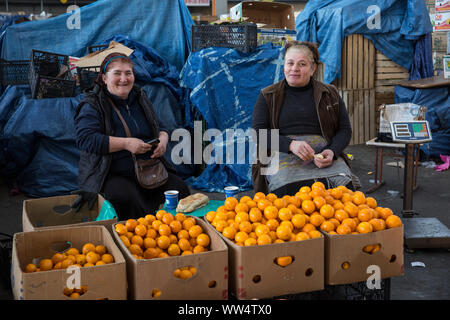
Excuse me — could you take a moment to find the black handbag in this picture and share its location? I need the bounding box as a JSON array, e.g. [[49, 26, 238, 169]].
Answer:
[[108, 96, 168, 189]]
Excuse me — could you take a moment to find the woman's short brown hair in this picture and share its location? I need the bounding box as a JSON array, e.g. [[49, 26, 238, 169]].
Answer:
[[284, 41, 321, 66]]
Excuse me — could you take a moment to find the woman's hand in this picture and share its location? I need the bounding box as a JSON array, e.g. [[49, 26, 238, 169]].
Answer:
[[289, 140, 315, 161], [151, 131, 169, 159], [314, 149, 334, 168], [125, 137, 153, 154]]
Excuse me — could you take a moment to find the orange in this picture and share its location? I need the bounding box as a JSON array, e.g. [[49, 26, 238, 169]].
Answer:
[[358, 208, 373, 222], [178, 238, 191, 252], [266, 219, 279, 231], [320, 221, 335, 232], [235, 212, 249, 224], [386, 215, 402, 228], [287, 204, 299, 215], [246, 200, 257, 209], [328, 231, 338, 235], [291, 214, 306, 229], [311, 181, 326, 190], [83, 262, 94, 267], [352, 191, 366, 206], [70, 292, 80, 299], [51, 253, 65, 265], [169, 234, 178, 244], [296, 232, 310, 241], [309, 188, 324, 198], [333, 200, 345, 211], [152, 220, 162, 231], [125, 219, 138, 232], [224, 197, 238, 211], [276, 225, 292, 241], [344, 202, 359, 218], [239, 221, 253, 233], [131, 235, 144, 247], [158, 252, 169, 258], [253, 192, 266, 202], [276, 256, 293, 267], [263, 206, 278, 220], [240, 195, 252, 204], [309, 214, 325, 227], [65, 248, 80, 256], [301, 200, 316, 214], [133, 224, 146, 237], [301, 223, 316, 233], [235, 203, 249, 214], [255, 224, 270, 237], [95, 245, 107, 256], [334, 209, 349, 222], [144, 214, 156, 224], [156, 210, 166, 220], [358, 204, 370, 210], [178, 230, 190, 241], [168, 220, 182, 234], [257, 199, 272, 211], [179, 269, 193, 280], [249, 232, 257, 239], [115, 223, 127, 236], [369, 218, 386, 231], [265, 193, 278, 202], [161, 213, 174, 225], [126, 232, 134, 240], [157, 235, 171, 249], [175, 213, 187, 222], [61, 258, 74, 269], [278, 207, 293, 221], [75, 254, 86, 266], [82, 243, 96, 255], [372, 244, 381, 253], [299, 186, 312, 193], [85, 251, 100, 264], [196, 233, 210, 247], [167, 244, 181, 256], [146, 228, 157, 239], [308, 230, 323, 239], [379, 207, 394, 220], [280, 220, 294, 232], [222, 226, 236, 240], [95, 260, 105, 266], [341, 193, 353, 203], [273, 198, 288, 210], [297, 192, 312, 202], [356, 222, 373, 234], [269, 231, 278, 242], [257, 234, 272, 245], [227, 211, 237, 220], [189, 225, 203, 238], [363, 245, 374, 253], [137, 217, 149, 226], [193, 245, 206, 253], [120, 235, 131, 248], [329, 218, 340, 229], [235, 231, 249, 243], [214, 220, 228, 233], [336, 224, 352, 235], [205, 211, 216, 222], [366, 197, 377, 208], [313, 196, 326, 210], [319, 204, 335, 219], [330, 188, 343, 199], [288, 196, 301, 208], [244, 238, 257, 246], [341, 218, 357, 232], [25, 263, 37, 273]]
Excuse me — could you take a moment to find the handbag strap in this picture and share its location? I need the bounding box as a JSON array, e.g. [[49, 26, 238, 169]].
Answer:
[[105, 95, 138, 163]]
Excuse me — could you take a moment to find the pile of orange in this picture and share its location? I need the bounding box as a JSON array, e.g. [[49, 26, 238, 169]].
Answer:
[[25, 243, 115, 273], [63, 286, 88, 299], [114, 211, 210, 260], [173, 266, 197, 280], [206, 182, 402, 247]]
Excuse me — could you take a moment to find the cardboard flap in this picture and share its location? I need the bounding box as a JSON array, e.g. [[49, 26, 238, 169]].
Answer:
[[230, 1, 295, 29], [73, 41, 134, 68]]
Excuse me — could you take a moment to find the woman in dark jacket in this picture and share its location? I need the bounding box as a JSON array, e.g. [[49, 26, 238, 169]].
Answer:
[[73, 52, 189, 219], [252, 41, 360, 196]]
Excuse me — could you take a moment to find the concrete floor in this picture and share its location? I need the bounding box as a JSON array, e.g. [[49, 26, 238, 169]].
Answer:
[[0, 144, 449, 300]]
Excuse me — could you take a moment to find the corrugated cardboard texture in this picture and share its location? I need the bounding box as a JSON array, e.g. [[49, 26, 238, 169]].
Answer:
[[12, 225, 127, 300], [112, 217, 228, 300], [204, 220, 324, 300], [230, 1, 295, 29], [22, 194, 116, 235], [325, 226, 404, 285]]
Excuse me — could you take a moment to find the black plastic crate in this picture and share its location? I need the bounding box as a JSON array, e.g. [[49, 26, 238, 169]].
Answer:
[[28, 50, 76, 99], [87, 44, 108, 54], [77, 66, 100, 90], [0, 60, 29, 86], [0, 232, 12, 290], [191, 23, 257, 53]]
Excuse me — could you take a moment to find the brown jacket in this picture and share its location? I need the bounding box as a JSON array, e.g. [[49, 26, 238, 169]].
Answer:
[[251, 78, 350, 193]]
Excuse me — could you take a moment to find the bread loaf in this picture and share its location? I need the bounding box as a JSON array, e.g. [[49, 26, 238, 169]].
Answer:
[[176, 193, 209, 213]]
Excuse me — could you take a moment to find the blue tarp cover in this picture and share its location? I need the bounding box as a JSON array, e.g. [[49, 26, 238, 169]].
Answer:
[[296, 0, 433, 84], [0, 0, 193, 71], [395, 85, 450, 158], [180, 44, 285, 192]]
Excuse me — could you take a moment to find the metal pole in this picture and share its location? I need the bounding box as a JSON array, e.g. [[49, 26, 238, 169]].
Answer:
[[5, 0, 8, 12], [41, 0, 43, 12], [402, 143, 415, 217]]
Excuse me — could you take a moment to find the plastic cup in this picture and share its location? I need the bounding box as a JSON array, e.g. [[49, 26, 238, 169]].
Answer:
[[164, 190, 179, 210], [224, 186, 239, 199]]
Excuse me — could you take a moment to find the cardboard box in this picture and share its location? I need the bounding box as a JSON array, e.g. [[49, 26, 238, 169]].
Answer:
[[230, 1, 295, 29], [22, 194, 117, 235], [11, 225, 127, 300], [324, 227, 404, 285], [112, 217, 228, 300], [257, 28, 296, 46], [204, 221, 324, 299]]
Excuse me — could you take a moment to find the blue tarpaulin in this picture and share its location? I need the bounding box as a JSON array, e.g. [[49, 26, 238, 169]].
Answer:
[[296, 0, 433, 84], [180, 44, 285, 192], [0, 0, 193, 71], [395, 85, 450, 158]]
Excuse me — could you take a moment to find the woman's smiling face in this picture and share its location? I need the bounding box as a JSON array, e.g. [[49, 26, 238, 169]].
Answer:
[[102, 60, 135, 99], [283, 47, 317, 87]]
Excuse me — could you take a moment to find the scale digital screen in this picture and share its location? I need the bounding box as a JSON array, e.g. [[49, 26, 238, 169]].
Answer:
[[390, 121, 432, 143]]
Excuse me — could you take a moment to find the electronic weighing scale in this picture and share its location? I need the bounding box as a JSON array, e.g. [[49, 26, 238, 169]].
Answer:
[[390, 120, 450, 249]]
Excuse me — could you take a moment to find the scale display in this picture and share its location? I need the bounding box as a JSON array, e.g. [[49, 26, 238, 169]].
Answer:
[[390, 120, 432, 143]]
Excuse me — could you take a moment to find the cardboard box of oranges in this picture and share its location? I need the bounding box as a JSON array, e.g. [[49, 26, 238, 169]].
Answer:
[[111, 213, 228, 300], [11, 225, 127, 300], [22, 194, 117, 236], [203, 192, 325, 299]]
